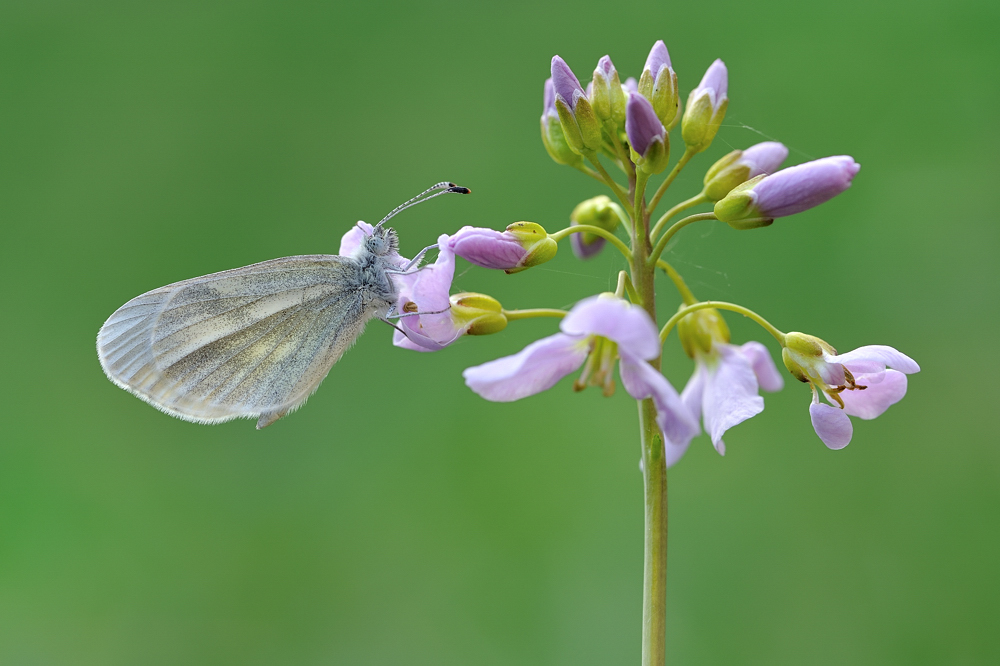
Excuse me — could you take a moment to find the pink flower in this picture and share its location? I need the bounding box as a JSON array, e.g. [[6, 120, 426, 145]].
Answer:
[[679, 342, 784, 464], [340, 223, 465, 352], [463, 295, 698, 449], [782, 333, 920, 449]]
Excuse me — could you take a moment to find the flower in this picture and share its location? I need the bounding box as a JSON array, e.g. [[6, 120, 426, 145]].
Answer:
[[702, 141, 789, 201], [390, 234, 460, 351], [551, 56, 602, 153], [714, 156, 860, 227], [681, 59, 728, 153], [781, 333, 920, 449], [463, 295, 698, 450], [626, 93, 669, 173], [638, 40, 679, 128], [674, 307, 784, 464], [446, 223, 556, 274]]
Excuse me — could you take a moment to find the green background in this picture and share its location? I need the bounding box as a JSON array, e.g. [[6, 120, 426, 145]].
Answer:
[[1, 1, 997, 663]]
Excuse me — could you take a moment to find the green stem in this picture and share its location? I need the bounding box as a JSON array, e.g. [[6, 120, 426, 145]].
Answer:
[[628, 194, 667, 666], [647, 148, 695, 215], [573, 162, 607, 185], [634, 169, 650, 241], [650, 193, 708, 241], [501, 308, 567, 321], [659, 300, 787, 345], [587, 153, 632, 211], [655, 259, 697, 306], [609, 127, 636, 182], [648, 213, 717, 267], [550, 225, 633, 260]]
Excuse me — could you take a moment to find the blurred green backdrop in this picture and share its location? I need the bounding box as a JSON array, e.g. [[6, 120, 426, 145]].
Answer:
[[1, 1, 997, 664]]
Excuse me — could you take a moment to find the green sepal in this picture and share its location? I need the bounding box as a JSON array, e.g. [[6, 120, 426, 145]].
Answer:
[[703, 149, 752, 202], [573, 96, 604, 152], [450, 292, 508, 336], [638, 69, 654, 101], [633, 135, 670, 175], [504, 221, 557, 273], [555, 97, 585, 155], [541, 117, 584, 167], [651, 67, 679, 128], [591, 71, 611, 121], [677, 306, 731, 359]]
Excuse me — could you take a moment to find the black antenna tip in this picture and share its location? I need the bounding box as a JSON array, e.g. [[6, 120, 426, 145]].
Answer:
[[448, 186, 472, 194]]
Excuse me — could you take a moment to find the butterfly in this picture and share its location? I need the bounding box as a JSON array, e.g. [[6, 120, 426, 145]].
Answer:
[[97, 182, 469, 429]]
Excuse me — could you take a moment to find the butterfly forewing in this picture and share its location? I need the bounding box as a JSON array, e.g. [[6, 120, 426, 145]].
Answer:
[[98, 255, 376, 427]]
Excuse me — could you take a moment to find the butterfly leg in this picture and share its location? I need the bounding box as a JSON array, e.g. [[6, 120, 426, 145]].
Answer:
[[398, 244, 439, 272]]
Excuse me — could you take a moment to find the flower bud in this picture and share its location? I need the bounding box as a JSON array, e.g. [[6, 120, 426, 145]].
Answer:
[[626, 93, 669, 174], [714, 156, 860, 228], [447, 223, 556, 274], [569, 195, 624, 260], [551, 56, 602, 153], [637, 40, 680, 130], [503, 221, 558, 273], [449, 292, 508, 336], [591, 55, 624, 125], [682, 59, 728, 153], [541, 79, 585, 168], [702, 141, 788, 201], [676, 306, 731, 359]]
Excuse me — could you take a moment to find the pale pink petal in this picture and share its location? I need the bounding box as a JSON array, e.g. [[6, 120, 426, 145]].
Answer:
[[462, 333, 590, 402], [701, 347, 764, 454], [827, 345, 920, 375], [817, 361, 846, 387], [840, 370, 908, 420], [739, 341, 784, 392], [393, 237, 458, 350], [809, 402, 853, 450], [619, 351, 699, 447], [664, 440, 690, 468], [680, 363, 706, 431], [561, 296, 660, 360]]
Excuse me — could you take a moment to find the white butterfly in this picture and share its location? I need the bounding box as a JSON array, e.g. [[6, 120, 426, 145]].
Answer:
[[97, 182, 469, 429]]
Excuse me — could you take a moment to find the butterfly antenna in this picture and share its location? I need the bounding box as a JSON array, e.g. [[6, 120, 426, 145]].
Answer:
[[374, 182, 471, 230]]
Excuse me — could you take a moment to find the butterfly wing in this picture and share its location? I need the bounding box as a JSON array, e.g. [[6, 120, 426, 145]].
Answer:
[[97, 254, 376, 428]]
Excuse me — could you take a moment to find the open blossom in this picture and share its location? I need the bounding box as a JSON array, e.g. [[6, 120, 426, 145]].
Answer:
[[463, 295, 698, 448], [341, 223, 469, 352], [679, 342, 784, 464], [674, 308, 784, 466], [782, 333, 920, 449]]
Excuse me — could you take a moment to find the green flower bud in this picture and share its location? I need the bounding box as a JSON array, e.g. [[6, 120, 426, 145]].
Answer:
[[449, 293, 508, 336], [676, 306, 731, 359], [682, 60, 728, 154], [503, 221, 558, 274]]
